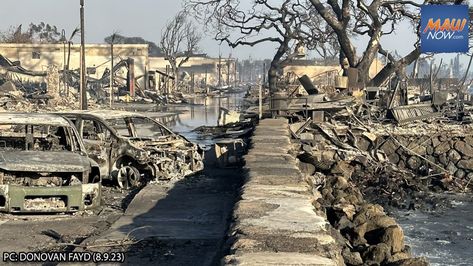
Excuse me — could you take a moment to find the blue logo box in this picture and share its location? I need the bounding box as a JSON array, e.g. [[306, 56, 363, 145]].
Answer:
[[420, 5, 469, 53]]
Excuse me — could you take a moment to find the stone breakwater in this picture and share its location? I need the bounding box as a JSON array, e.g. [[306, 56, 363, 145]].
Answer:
[[295, 122, 433, 265], [378, 133, 473, 185], [223, 118, 342, 265]]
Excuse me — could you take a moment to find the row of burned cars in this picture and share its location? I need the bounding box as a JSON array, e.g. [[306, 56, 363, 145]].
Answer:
[[0, 110, 204, 213]]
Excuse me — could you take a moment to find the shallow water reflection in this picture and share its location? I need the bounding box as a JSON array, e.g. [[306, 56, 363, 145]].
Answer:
[[394, 198, 473, 266]]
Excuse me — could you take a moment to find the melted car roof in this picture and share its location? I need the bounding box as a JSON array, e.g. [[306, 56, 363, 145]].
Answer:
[[0, 113, 71, 126], [60, 110, 146, 120]]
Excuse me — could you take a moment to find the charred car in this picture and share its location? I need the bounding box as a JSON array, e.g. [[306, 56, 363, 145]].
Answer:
[[59, 111, 204, 188], [0, 113, 101, 213]]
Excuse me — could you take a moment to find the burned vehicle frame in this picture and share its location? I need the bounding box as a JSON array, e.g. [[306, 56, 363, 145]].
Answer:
[[0, 113, 101, 213], [59, 111, 204, 188]]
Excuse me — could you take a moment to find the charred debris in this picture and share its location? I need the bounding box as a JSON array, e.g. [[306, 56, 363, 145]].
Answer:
[[240, 72, 473, 265]]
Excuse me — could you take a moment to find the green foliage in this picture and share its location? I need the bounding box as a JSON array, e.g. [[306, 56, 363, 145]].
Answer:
[[0, 22, 65, 43], [104, 34, 163, 56]]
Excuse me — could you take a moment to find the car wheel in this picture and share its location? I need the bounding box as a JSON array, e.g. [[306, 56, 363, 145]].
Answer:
[[117, 165, 141, 189]]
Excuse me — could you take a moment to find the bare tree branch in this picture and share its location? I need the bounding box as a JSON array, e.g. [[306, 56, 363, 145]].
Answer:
[[160, 11, 201, 92]]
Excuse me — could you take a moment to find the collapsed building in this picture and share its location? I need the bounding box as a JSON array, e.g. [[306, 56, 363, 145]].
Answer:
[[0, 43, 240, 106], [250, 58, 473, 264], [149, 55, 238, 93]]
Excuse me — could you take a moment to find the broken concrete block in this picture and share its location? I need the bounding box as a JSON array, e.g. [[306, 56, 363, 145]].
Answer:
[[299, 132, 314, 141]]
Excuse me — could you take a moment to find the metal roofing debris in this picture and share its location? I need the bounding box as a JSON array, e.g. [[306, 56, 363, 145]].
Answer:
[[388, 104, 439, 124]]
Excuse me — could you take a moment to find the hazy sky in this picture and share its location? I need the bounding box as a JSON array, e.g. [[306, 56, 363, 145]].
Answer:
[[0, 0, 261, 59], [0, 0, 470, 64]]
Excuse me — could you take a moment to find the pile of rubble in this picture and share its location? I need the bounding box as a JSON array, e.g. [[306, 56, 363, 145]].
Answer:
[[305, 172, 428, 266], [289, 116, 473, 265], [0, 78, 106, 112], [295, 127, 429, 265]]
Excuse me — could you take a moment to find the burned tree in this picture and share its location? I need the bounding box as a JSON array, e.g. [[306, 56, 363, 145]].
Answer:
[[160, 12, 201, 93], [307, 0, 467, 87], [0, 23, 64, 44], [188, 0, 334, 92]]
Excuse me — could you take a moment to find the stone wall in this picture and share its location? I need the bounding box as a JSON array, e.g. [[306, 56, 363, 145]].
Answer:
[[224, 119, 342, 265], [378, 133, 473, 181]]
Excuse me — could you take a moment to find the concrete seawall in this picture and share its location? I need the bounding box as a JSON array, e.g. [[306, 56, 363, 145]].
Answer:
[[223, 118, 342, 265]]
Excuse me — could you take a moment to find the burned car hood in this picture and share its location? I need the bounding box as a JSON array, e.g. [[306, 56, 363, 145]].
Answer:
[[128, 136, 191, 148], [0, 151, 90, 173]]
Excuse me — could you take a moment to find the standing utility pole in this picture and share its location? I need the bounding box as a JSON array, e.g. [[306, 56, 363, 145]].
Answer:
[[226, 57, 230, 86], [62, 30, 66, 96], [80, 0, 87, 110], [109, 34, 115, 108], [218, 54, 222, 87]]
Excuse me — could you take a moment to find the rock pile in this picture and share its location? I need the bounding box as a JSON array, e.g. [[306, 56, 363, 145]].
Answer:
[[301, 162, 427, 266]]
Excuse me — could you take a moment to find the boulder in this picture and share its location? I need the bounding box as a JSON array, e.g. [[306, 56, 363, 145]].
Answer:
[[386, 257, 429, 266], [380, 140, 399, 158], [406, 142, 426, 156], [334, 203, 356, 220], [331, 161, 354, 178], [446, 161, 458, 175], [388, 252, 411, 263], [342, 248, 363, 266], [381, 225, 405, 253], [464, 136, 473, 145], [431, 136, 441, 147], [334, 176, 349, 190], [353, 222, 368, 240], [407, 156, 422, 170], [357, 136, 371, 151], [363, 243, 391, 265], [321, 150, 336, 161], [353, 204, 385, 226], [448, 149, 462, 163], [371, 215, 398, 231], [457, 159, 473, 170], [438, 154, 448, 166], [434, 141, 450, 155], [454, 141, 473, 157], [387, 152, 400, 164], [455, 169, 465, 179], [425, 145, 434, 155], [300, 132, 314, 141], [336, 215, 353, 230], [398, 160, 406, 169]]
